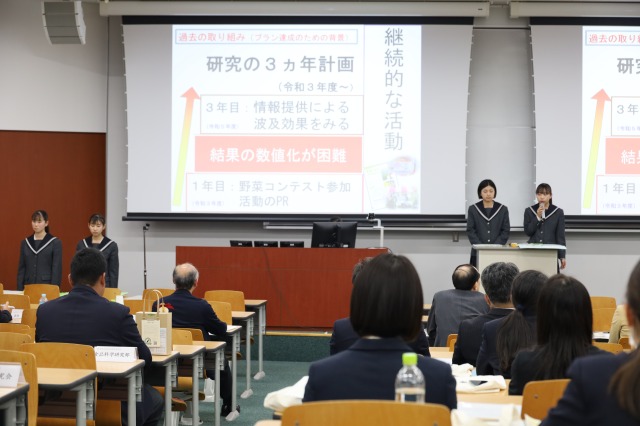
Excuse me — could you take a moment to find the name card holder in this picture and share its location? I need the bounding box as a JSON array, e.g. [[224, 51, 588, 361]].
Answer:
[[0, 363, 25, 388], [94, 347, 138, 363], [10, 309, 23, 324]]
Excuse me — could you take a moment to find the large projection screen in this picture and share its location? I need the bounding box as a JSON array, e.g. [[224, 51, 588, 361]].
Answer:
[[123, 18, 473, 220]]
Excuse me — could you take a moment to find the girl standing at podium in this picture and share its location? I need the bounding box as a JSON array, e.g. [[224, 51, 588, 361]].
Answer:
[[466, 179, 510, 267], [523, 183, 566, 269], [17, 209, 62, 290], [76, 213, 119, 288]]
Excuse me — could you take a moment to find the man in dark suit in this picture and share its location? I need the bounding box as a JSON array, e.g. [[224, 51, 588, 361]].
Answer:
[[36, 248, 163, 426], [157, 263, 238, 417], [452, 261, 518, 366]]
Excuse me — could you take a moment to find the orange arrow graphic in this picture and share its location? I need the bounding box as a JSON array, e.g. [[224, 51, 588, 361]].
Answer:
[[173, 87, 200, 207], [583, 89, 610, 209]]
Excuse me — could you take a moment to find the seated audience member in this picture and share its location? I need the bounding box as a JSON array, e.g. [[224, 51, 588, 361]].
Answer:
[[153, 263, 238, 417], [36, 248, 163, 426], [476, 270, 546, 377], [609, 304, 630, 344], [426, 263, 489, 347], [541, 263, 640, 425], [510, 274, 603, 395], [0, 302, 12, 323], [452, 262, 519, 366], [330, 257, 430, 357], [303, 253, 457, 409]]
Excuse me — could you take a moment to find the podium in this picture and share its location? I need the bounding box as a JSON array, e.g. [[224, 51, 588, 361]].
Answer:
[[473, 244, 565, 277]]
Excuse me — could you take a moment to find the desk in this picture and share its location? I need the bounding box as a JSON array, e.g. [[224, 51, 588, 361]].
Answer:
[[37, 367, 97, 425], [152, 351, 180, 426], [173, 344, 205, 426], [0, 383, 29, 426], [225, 324, 242, 421], [176, 246, 389, 328], [232, 310, 256, 399], [244, 299, 267, 380], [192, 340, 226, 426], [96, 359, 145, 426]]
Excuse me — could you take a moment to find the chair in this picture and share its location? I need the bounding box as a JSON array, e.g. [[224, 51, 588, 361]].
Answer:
[[0, 323, 35, 341], [592, 308, 616, 332], [20, 309, 37, 328], [446, 334, 457, 351], [0, 349, 38, 426], [102, 287, 122, 301], [2, 294, 32, 310], [590, 296, 616, 310], [21, 342, 99, 425], [24, 284, 60, 302], [203, 290, 245, 312], [619, 336, 631, 350], [123, 298, 145, 315], [593, 341, 624, 354], [281, 400, 452, 426], [0, 332, 32, 350], [0, 282, 4, 295], [176, 328, 205, 342], [521, 379, 570, 420], [208, 301, 233, 324], [448, 338, 457, 352]]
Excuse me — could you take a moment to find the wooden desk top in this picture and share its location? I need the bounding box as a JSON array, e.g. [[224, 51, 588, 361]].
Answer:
[[152, 351, 180, 366], [37, 368, 97, 390], [96, 359, 145, 377], [227, 325, 242, 334], [192, 340, 226, 352], [173, 344, 205, 358], [244, 299, 267, 308], [0, 382, 29, 404], [232, 311, 256, 320]]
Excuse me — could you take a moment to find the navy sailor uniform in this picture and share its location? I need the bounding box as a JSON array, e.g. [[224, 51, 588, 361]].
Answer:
[[17, 234, 62, 290], [76, 236, 119, 288], [523, 203, 566, 259], [466, 201, 510, 266]]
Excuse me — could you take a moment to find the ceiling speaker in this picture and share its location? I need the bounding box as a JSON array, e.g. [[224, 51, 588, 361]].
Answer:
[[42, 1, 86, 45]]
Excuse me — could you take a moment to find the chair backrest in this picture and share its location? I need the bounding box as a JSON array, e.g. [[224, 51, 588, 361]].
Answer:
[[208, 301, 233, 324], [0, 332, 33, 350], [281, 400, 451, 426], [618, 336, 631, 350], [172, 328, 194, 345], [204, 290, 245, 311], [176, 328, 205, 341], [592, 308, 616, 332], [593, 341, 624, 354], [102, 287, 122, 301], [590, 296, 616, 310], [521, 379, 570, 420], [2, 294, 32, 310], [0, 349, 38, 426], [123, 298, 145, 315], [446, 334, 457, 351], [20, 309, 37, 328], [21, 342, 96, 369], [23, 284, 60, 302], [0, 282, 4, 294], [0, 323, 34, 341], [448, 337, 457, 352]]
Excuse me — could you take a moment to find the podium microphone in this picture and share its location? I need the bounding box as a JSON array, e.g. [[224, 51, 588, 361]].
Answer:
[[143, 223, 150, 289]]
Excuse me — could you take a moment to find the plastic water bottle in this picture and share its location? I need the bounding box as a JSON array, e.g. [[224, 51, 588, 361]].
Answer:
[[39, 293, 48, 305], [395, 352, 425, 403]]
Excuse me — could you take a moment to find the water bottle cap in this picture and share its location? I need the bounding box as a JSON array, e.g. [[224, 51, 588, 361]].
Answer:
[[402, 352, 418, 366], [41, 294, 46, 297]]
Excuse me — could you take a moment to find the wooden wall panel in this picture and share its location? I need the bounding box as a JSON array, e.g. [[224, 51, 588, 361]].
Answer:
[[0, 131, 106, 291]]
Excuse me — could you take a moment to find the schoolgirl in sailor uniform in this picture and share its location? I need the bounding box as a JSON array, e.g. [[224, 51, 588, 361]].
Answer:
[[17, 210, 62, 290], [466, 179, 510, 267], [76, 213, 119, 288], [523, 183, 566, 269]]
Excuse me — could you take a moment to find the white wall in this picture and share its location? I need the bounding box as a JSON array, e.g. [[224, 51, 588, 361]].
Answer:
[[1, 1, 634, 308]]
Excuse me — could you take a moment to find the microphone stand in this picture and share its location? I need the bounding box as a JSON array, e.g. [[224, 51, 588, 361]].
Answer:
[[143, 224, 150, 290], [367, 214, 384, 248]]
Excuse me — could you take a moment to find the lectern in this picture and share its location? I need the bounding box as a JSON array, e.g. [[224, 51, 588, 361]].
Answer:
[[473, 244, 565, 277]]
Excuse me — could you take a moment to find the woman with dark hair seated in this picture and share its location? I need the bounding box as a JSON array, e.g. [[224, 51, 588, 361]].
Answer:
[[476, 270, 547, 377], [303, 253, 457, 409], [509, 274, 603, 395], [542, 263, 640, 425]]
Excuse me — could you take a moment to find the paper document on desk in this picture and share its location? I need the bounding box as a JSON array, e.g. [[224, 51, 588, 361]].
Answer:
[[452, 403, 539, 426], [263, 376, 308, 412], [456, 375, 506, 393]]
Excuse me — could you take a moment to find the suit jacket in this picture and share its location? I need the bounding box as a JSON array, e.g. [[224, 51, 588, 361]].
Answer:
[[541, 351, 638, 425], [35, 285, 152, 368], [77, 237, 119, 288], [153, 289, 227, 340], [330, 317, 430, 357], [0, 310, 11, 323], [304, 337, 457, 409], [452, 307, 513, 366], [17, 234, 62, 290], [426, 289, 489, 347], [475, 313, 536, 377], [509, 345, 604, 395]]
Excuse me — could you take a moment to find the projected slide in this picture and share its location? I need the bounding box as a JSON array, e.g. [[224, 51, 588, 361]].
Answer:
[[170, 25, 421, 214], [582, 26, 640, 214]]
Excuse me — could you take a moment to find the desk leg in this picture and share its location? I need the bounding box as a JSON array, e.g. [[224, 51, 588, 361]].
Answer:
[[163, 362, 173, 426], [1, 399, 16, 426], [75, 382, 87, 426], [241, 318, 253, 399], [253, 306, 265, 380], [226, 333, 240, 421], [214, 350, 221, 426], [192, 354, 201, 426]]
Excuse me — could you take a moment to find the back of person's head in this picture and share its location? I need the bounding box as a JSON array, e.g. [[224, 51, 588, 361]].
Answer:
[[535, 274, 593, 379], [452, 264, 480, 290], [350, 253, 423, 343], [481, 262, 519, 304], [496, 270, 547, 372], [351, 257, 373, 285], [173, 263, 199, 290], [609, 259, 640, 420], [71, 248, 106, 287]]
